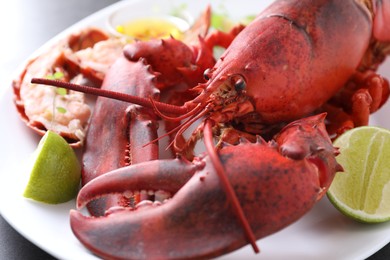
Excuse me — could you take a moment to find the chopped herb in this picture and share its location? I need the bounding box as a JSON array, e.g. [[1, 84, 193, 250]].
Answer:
[[53, 71, 64, 79], [211, 12, 256, 32], [56, 88, 67, 96], [211, 12, 225, 31], [56, 107, 67, 114], [45, 71, 64, 80]]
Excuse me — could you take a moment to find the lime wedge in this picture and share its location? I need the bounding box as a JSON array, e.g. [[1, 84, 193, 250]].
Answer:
[[327, 126, 390, 223], [23, 130, 81, 204]]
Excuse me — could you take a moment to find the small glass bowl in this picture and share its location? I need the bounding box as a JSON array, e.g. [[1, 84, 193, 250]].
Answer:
[[107, 4, 193, 41]]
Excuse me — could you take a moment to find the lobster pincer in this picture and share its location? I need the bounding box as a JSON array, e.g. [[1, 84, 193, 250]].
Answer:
[[81, 54, 161, 216], [70, 114, 341, 260]]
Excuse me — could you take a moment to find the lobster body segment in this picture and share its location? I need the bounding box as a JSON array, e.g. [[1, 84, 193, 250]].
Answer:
[[70, 114, 340, 259]]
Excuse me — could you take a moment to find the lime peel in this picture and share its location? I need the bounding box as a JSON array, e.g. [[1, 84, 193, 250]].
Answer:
[[327, 126, 390, 223], [328, 189, 390, 223]]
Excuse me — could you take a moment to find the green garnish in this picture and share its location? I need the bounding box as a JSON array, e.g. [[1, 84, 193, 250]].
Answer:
[[211, 13, 226, 31], [56, 88, 67, 96], [56, 107, 67, 114], [45, 71, 64, 80], [211, 12, 256, 32], [44, 72, 68, 119]]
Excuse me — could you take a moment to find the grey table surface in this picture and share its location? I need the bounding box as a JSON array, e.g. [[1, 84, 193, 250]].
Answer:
[[0, 0, 389, 259]]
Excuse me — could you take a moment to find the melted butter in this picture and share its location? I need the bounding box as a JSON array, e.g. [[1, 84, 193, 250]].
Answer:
[[115, 17, 187, 41]]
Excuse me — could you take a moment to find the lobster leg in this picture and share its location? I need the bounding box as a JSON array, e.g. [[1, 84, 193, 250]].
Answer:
[[204, 23, 245, 50], [82, 55, 160, 216], [70, 114, 340, 260], [324, 70, 390, 138], [349, 72, 389, 126]]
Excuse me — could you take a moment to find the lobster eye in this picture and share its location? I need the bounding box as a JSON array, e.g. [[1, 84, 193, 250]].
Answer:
[[203, 68, 212, 80], [231, 75, 246, 91]]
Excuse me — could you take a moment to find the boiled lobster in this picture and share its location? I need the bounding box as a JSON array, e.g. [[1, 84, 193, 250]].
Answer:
[[30, 0, 390, 259]]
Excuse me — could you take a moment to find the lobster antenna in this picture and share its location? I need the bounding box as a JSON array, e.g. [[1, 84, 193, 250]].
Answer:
[[31, 78, 190, 115], [203, 120, 259, 254], [150, 99, 204, 122], [164, 109, 209, 151], [141, 108, 207, 150]]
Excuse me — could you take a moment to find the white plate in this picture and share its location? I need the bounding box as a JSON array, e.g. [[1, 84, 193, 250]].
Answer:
[[0, 0, 389, 259]]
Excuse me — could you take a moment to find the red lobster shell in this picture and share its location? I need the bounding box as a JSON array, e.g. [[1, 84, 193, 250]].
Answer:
[[70, 114, 341, 259]]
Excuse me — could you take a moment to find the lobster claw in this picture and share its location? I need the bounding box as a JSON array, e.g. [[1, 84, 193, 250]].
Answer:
[[274, 113, 342, 198], [70, 114, 340, 260]]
